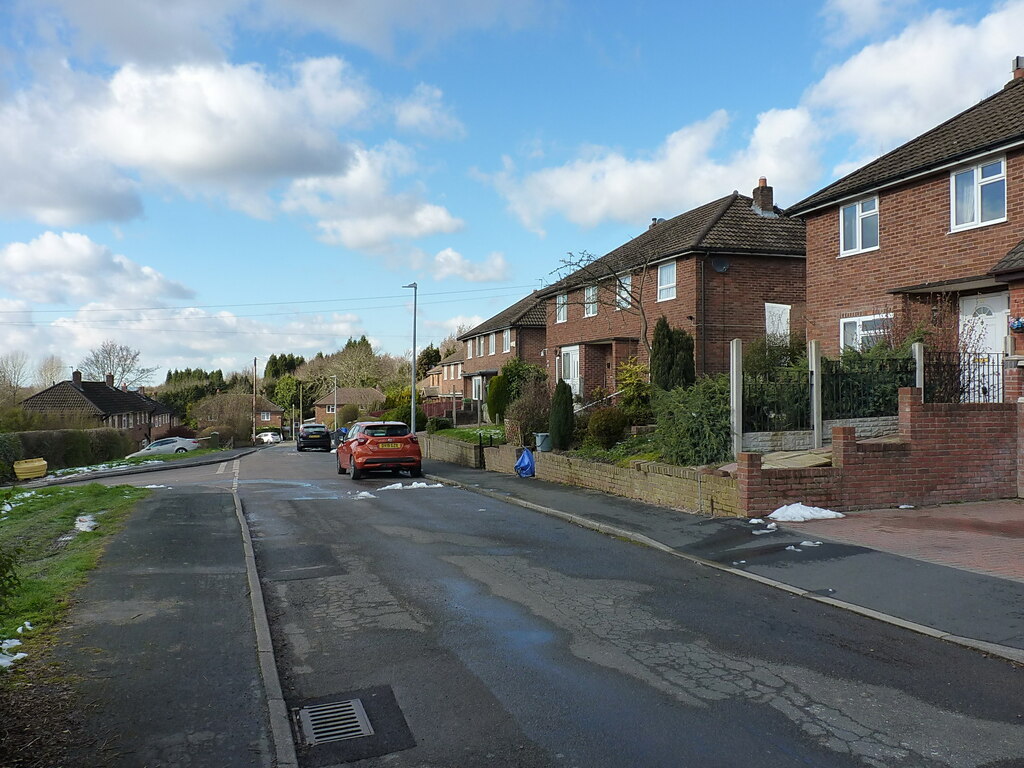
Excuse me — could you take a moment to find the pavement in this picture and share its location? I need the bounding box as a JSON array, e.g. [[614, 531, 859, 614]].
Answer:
[[33, 450, 1024, 766]]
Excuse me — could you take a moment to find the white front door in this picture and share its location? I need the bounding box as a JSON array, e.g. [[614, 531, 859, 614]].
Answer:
[[559, 346, 581, 396], [959, 292, 1008, 402]]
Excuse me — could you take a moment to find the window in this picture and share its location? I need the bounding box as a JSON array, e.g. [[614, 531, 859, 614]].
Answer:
[[325, 405, 335, 414], [489, 333, 496, 354], [765, 303, 791, 337], [472, 376, 483, 400], [477, 336, 485, 356], [502, 329, 511, 353], [841, 314, 890, 350], [261, 411, 271, 421], [466, 340, 472, 359], [951, 158, 1006, 230], [555, 293, 567, 323], [616, 275, 631, 310], [657, 261, 676, 301], [584, 285, 597, 317], [840, 197, 879, 255]]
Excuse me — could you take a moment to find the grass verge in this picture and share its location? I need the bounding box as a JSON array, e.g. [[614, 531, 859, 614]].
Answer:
[[433, 426, 506, 444], [0, 483, 148, 766]]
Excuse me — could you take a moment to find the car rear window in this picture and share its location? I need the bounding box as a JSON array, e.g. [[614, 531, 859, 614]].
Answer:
[[302, 427, 328, 436], [363, 425, 410, 437]]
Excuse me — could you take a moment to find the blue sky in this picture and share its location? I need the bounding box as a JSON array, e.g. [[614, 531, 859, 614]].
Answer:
[[0, 0, 1021, 382]]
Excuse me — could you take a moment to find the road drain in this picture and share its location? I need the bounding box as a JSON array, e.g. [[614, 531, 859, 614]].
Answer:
[[294, 698, 375, 746]]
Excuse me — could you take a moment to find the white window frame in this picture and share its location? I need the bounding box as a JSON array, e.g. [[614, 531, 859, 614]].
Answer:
[[555, 293, 567, 323], [502, 328, 510, 353], [840, 313, 891, 350], [325, 405, 335, 414], [584, 285, 598, 317], [616, 275, 631, 310], [477, 336, 485, 356], [950, 157, 1006, 231], [657, 261, 676, 302], [489, 332, 496, 354], [472, 375, 483, 400], [466, 340, 472, 359], [261, 411, 271, 421], [839, 196, 879, 256]]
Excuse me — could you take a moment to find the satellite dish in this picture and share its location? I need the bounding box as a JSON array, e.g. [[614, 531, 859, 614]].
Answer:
[[710, 257, 730, 273]]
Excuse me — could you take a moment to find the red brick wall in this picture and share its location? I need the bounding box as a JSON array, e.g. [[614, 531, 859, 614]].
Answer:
[[463, 327, 546, 377], [803, 149, 1024, 355], [738, 388, 1020, 516], [516, 326, 546, 367]]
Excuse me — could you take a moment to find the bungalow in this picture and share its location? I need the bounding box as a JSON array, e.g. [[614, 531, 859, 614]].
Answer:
[[313, 387, 385, 427]]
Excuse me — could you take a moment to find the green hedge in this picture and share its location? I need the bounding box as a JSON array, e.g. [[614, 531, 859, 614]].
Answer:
[[0, 428, 135, 480]]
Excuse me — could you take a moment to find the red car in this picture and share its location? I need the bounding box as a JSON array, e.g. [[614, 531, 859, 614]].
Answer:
[[337, 421, 422, 479]]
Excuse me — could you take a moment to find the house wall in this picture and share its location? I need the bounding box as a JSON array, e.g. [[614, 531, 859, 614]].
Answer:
[[738, 388, 1020, 516], [463, 326, 545, 378], [802, 149, 1024, 356]]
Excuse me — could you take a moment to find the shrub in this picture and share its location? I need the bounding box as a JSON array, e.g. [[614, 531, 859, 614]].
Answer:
[[384, 402, 427, 430], [91, 428, 132, 462], [587, 407, 628, 449], [506, 378, 550, 438], [486, 375, 510, 424], [0, 511, 21, 613], [651, 316, 696, 390], [0, 434, 24, 481], [339, 403, 360, 424], [164, 425, 198, 438], [549, 380, 574, 450], [62, 430, 92, 468], [617, 357, 652, 425], [499, 358, 546, 401], [571, 409, 590, 449], [654, 375, 732, 466], [426, 417, 453, 434]]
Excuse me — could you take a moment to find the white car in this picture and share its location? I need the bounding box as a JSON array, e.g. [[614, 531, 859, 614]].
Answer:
[[127, 437, 202, 458], [257, 431, 282, 444]]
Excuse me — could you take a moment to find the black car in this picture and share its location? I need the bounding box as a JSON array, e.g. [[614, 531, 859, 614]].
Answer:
[[296, 424, 331, 452]]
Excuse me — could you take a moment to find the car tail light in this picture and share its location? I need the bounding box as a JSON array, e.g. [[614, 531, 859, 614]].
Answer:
[[356, 438, 368, 446], [409, 434, 418, 443]]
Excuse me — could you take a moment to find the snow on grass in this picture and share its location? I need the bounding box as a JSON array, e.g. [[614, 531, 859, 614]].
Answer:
[[768, 503, 844, 522], [74, 515, 97, 532], [0, 623, 33, 669], [52, 459, 162, 477]]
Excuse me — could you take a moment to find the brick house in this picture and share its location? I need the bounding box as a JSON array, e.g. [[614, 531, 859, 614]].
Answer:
[[437, 348, 465, 399], [20, 370, 179, 441], [787, 60, 1024, 401], [313, 387, 385, 427], [537, 180, 805, 399], [418, 364, 443, 398], [458, 292, 547, 402], [192, 392, 284, 430]]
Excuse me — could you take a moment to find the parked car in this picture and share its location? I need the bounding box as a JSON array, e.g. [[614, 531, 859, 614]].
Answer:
[[257, 431, 282, 444], [337, 421, 422, 479], [127, 436, 201, 458], [296, 423, 331, 452]]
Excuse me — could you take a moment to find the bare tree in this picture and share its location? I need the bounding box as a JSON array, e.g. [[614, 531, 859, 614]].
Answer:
[[79, 340, 157, 387], [0, 350, 31, 407], [438, 324, 471, 357], [35, 354, 67, 388]]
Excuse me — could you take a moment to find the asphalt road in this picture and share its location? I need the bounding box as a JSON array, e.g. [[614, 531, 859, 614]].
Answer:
[[93, 445, 1024, 768]]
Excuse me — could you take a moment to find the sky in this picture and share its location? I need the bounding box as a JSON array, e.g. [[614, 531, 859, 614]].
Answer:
[[1, 0, 1023, 383]]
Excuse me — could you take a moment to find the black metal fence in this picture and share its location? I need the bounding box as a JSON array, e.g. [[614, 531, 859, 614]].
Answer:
[[743, 370, 810, 432], [923, 351, 1004, 403], [821, 356, 915, 419]]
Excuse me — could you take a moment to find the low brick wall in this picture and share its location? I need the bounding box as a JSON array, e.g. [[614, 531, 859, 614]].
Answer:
[[483, 444, 740, 516], [419, 433, 483, 469], [739, 388, 1021, 517], [742, 416, 898, 453]]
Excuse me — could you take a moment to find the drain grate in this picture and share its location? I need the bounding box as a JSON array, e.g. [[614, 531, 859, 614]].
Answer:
[[295, 698, 375, 746]]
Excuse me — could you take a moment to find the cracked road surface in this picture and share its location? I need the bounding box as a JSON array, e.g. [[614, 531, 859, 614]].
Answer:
[[104, 447, 1024, 767]]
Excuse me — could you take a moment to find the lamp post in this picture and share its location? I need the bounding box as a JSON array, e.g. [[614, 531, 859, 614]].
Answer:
[[402, 282, 418, 433], [331, 374, 338, 432]]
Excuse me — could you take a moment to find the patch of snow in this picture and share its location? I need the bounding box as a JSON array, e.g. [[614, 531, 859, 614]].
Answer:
[[0, 638, 26, 669], [376, 483, 403, 491], [377, 482, 444, 491], [732, 560, 746, 565], [748, 518, 763, 524], [143, 484, 169, 489], [408, 482, 442, 489], [766, 522, 777, 530], [751, 529, 776, 535], [329, 448, 337, 454], [16, 621, 32, 634], [898, 504, 915, 509], [785, 545, 802, 552], [768, 503, 844, 522], [353, 492, 377, 500], [799, 541, 823, 547], [75, 515, 97, 532]]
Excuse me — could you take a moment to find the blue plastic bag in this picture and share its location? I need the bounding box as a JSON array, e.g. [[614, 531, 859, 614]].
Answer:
[[514, 448, 535, 478]]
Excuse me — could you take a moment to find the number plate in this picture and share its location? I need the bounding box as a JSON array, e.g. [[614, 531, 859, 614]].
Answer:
[[378, 442, 402, 449]]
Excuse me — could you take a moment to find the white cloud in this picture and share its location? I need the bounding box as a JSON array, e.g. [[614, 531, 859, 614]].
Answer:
[[495, 107, 818, 231], [395, 84, 466, 139], [426, 314, 485, 336], [0, 232, 193, 304], [283, 142, 464, 251], [822, 0, 918, 46], [431, 248, 509, 282]]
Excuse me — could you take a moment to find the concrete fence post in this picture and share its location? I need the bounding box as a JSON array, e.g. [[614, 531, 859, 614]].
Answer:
[[912, 341, 925, 399], [808, 339, 822, 449], [730, 339, 743, 460]]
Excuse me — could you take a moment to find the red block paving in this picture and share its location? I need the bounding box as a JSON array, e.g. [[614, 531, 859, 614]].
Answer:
[[791, 499, 1024, 584]]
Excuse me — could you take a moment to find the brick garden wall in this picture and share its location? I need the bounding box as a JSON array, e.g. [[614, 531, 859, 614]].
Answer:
[[419, 433, 483, 469]]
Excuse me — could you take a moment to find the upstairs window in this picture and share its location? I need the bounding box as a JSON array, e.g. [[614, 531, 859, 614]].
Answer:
[[840, 197, 879, 255], [657, 261, 676, 301], [489, 333, 496, 354], [502, 329, 511, 353], [952, 158, 1006, 230], [555, 293, 567, 323], [584, 285, 598, 317], [466, 340, 472, 359], [616, 275, 632, 310], [476, 336, 485, 356]]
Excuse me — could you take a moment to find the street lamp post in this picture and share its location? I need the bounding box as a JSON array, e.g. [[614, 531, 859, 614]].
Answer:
[[331, 374, 338, 432], [402, 282, 418, 433]]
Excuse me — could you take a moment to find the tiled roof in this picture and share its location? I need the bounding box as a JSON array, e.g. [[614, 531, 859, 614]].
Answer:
[[313, 387, 385, 407], [537, 192, 804, 297], [21, 379, 162, 417], [458, 292, 548, 340], [439, 348, 464, 365], [990, 237, 1024, 275], [789, 78, 1024, 214]]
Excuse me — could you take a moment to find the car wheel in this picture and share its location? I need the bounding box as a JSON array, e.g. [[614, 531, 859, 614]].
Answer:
[[175, 447, 187, 453], [337, 458, 344, 475], [350, 456, 362, 480], [409, 464, 422, 478], [297, 446, 304, 452]]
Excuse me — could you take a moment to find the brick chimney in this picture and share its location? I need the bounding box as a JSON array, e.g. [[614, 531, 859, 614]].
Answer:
[[72, 370, 82, 388], [1014, 55, 1024, 81], [105, 373, 114, 387], [751, 176, 774, 213]]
